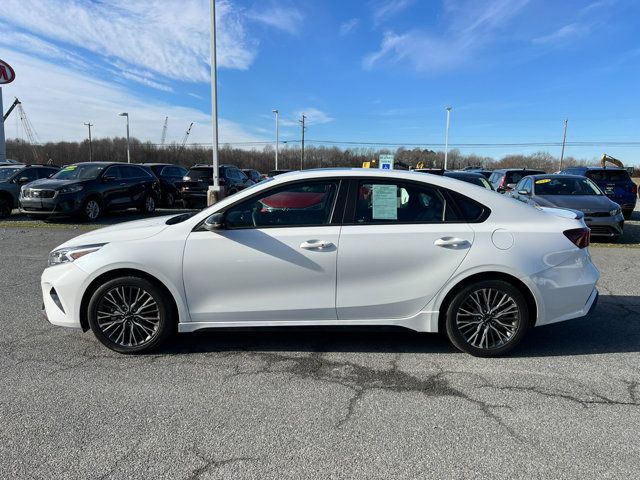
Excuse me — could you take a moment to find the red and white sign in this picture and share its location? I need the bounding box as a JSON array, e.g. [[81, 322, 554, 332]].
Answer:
[[0, 59, 15, 84]]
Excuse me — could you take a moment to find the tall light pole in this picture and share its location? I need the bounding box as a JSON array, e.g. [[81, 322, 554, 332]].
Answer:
[[84, 122, 93, 162], [444, 106, 452, 170], [207, 0, 220, 206], [272, 109, 279, 170], [559, 118, 568, 170], [299, 114, 306, 170], [118, 112, 130, 163]]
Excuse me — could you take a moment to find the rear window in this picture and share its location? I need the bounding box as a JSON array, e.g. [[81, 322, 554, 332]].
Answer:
[[506, 170, 545, 184], [187, 168, 213, 180], [586, 169, 631, 182], [448, 191, 489, 222]]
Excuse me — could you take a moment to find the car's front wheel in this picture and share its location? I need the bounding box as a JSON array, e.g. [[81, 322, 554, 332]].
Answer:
[[87, 276, 175, 353], [445, 280, 530, 357], [138, 194, 156, 214]]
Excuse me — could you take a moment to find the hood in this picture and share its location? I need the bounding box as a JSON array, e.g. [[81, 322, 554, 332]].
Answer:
[[56, 215, 174, 249], [26, 178, 85, 189], [533, 194, 617, 213]]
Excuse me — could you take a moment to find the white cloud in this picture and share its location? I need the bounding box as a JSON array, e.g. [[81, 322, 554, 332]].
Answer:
[[339, 18, 360, 36], [279, 108, 334, 128], [247, 4, 304, 34], [532, 23, 589, 45], [364, 0, 529, 72], [0, 0, 258, 83], [0, 49, 264, 146], [372, 0, 415, 24]]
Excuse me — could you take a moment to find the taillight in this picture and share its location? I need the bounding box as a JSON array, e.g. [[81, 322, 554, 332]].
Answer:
[[498, 176, 506, 190], [631, 184, 637, 195], [564, 228, 590, 249]]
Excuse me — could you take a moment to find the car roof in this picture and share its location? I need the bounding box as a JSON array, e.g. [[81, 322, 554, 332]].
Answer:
[[445, 171, 485, 178], [528, 174, 586, 180]]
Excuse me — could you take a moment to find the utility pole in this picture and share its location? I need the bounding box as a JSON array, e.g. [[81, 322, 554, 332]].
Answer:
[[207, 0, 220, 206], [559, 118, 568, 170], [444, 106, 452, 170], [118, 112, 130, 163], [299, 113, 306, 170], [84, 122, 93, 162], [272, 109, 279, 170]]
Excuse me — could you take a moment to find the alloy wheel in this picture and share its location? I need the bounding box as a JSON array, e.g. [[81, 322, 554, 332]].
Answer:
[[96, 286, 160, 347], [145, 195, 155, 212], [85, 200, 100, 220], [455, 288, 520, 350]]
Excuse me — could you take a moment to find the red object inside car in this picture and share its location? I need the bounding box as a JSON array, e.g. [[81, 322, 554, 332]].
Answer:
[[261, 191, 326, 209]]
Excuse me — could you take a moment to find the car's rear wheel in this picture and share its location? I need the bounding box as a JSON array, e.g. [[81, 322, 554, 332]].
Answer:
[[0, 196, 11, 218], [164, 191, 176, 208], [82, 197, 102, 221], [139, 194, 156, 214], [88, 276, 175, 354], [445, 280, 530, 357]]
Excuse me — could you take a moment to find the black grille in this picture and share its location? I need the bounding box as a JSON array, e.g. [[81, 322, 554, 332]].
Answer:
[[585, 212, 610, 218], [589, 225, 615, 235]]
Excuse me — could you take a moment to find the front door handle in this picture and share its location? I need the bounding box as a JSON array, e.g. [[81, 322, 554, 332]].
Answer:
[[434, 237, 471, 249], [300, 240, 334, 250]]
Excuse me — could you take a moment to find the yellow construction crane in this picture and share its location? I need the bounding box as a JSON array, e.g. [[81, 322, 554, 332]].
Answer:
[[600, 153, 624, 168]]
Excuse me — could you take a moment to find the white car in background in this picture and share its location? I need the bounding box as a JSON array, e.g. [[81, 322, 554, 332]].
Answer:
[[41, 169, 599, 357]]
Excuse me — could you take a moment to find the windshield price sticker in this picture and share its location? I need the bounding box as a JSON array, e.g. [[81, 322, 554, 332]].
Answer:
[[372, 184, 397, 220], [535, 179, 551, 184], [62, 166, 77, 171]]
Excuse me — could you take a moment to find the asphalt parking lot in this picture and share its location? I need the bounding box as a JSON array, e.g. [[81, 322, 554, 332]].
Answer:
[[1, 209, 639, 479]]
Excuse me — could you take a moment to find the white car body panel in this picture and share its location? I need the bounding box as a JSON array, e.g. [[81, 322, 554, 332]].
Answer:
[[41, 169, 599, 336]]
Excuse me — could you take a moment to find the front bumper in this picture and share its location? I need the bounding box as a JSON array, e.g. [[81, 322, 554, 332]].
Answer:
[[20, 192, 84, 216], [584, 213, 624, 238], [41, 262, 89, 329]]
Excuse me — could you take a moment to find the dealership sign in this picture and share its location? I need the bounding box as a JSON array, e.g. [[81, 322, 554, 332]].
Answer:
[[0, 59, 15, 84]]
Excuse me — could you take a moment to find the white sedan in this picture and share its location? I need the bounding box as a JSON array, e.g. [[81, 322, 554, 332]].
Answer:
[[41, 169, 599, 357]]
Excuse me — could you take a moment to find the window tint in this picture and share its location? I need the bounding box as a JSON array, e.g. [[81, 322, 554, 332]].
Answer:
[[188, 168, 213, 180], [355, 181, 448, 224], [103, 166, 122, 180], [534, 177, 602, 196], [17, 168, 39, 182], [225, 181, 338, 228], [122, 166, 152, 179], [586, 170, 631, 182], [161, 166, 185, 177], [449, 191, 487, 222], [38, 168, 58, 179], [523, 178, 532, 192]]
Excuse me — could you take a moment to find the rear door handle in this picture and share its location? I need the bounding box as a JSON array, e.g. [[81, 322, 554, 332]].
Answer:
[[434, 237, 471, 249], [300, 240, 334, 250]]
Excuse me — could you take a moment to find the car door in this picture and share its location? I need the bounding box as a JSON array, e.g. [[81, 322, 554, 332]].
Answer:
[[336, 178, 475, 320], [182, 179, 344, 323], [100, 166, 128, 208], [123, 165, 153, 205]]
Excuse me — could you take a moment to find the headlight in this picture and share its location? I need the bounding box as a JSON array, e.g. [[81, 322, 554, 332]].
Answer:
[[59, 185, 84, 194], [48, 243, 107, 267], [183, 176, 191, 181], [610, 207, 621, 216]]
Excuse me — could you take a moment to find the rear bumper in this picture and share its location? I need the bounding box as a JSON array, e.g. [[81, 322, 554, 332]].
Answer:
[[529, 252, 600, 326]]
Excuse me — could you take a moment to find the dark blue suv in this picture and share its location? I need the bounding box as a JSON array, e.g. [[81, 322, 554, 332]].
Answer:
[[560, 166, 637, 219]]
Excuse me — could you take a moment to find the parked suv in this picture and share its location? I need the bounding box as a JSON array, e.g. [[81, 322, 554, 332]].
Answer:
[[180, 164, 253, 208], [0, 164, 60, 218], [142, 163, 188, 207], [242, 169, 263, 183], [20, 162, 161, 221], [560, 166, 637, 219], [488, 168, 546, 193]]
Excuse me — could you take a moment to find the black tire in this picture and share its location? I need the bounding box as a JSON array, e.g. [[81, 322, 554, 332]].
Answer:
[[0, 196, 11, 219], [164, 191, 176, 208], [622, 209, 634, 220], [138, 193, 156, 214], [445, 280, 530, 357], [81, 196, 102, 222], [87, 276, 175, 354]]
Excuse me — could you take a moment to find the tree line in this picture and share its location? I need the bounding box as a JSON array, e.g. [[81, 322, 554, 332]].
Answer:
[[6, 137, 592, 173]]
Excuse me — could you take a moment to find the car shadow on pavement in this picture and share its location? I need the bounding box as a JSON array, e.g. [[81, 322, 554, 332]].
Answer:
[[7, 208, 197, 226], [162, 294, 639, 357]]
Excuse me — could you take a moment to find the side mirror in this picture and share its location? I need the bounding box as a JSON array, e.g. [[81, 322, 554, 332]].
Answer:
[[506, 183, 517, 191], [518, 189, 530, 196], [203, 212, 225, 232], [17, 176, 31, 184], [102, 175, 116, 183]]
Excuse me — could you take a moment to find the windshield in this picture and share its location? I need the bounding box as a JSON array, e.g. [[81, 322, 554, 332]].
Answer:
[[534, 177, 602, 196], [586, 170, 631, 182], [0, 167, 22, 181], [53, 164, 105, 180]]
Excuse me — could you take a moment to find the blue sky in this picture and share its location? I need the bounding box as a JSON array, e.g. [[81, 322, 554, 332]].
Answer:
[[1, 0, 640, 163]]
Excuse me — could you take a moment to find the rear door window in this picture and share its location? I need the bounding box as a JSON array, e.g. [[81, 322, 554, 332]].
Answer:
[[586, 170, 631, 182]]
